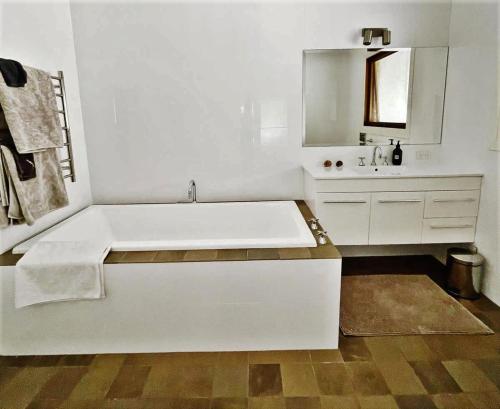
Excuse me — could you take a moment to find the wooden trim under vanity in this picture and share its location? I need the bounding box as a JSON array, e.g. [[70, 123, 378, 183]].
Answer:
[[0, 201, 340, 266]]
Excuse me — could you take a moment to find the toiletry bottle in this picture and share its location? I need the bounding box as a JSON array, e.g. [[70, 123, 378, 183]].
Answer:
[[392, 140, 403, 166]]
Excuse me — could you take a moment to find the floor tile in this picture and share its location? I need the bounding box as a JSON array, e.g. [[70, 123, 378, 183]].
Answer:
[[30, 356, 63, 367], [364, 337, 405, 362], [59, 355, 95, 366], [142, 365, 213, 398], [375, 359, 427, 395], [395, 394, 438, 409], [409, 361, 461, 394], [123, 353, 173, 366], [25, 400, 63, 409], [218, 352, 249, 366], [106, 365, 151, 398], [0, 367, 20, 391], [248, 397, 285, 409], [0, 355, 34, 367], [431, 393, 475, 409], [313, 363, 354, 395], [466, 390, 500, 409], [249, 364, 283, 397], [35, 367, 88, 400], [473, 358, 500, 388], [249, 351, 310, 364], [320, 396, 360, 409], [394, 336, 438, 362], [213, 364, 248, 397], [101, 398, 210, 409], [210, 397, 248, 409], [345, 362, 390, 396], [89, 354, 126, 369], [442, 360, 497, 392], [423, 335, 497, 360], [339, 337, 372, 362], [284, 397, 320, 409], [166, 352, 220, 366], [280, 363, 319, 397], [58, 400, 107, 409], [0, 367, 58, 409], [356, 395, 398, 409], [69, 364, 122, 399], [309, 350, 343, 363]]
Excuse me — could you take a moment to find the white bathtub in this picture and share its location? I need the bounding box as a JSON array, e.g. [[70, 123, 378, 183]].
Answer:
[[2, 201, 341, 355], [14, 201, 316, 253]]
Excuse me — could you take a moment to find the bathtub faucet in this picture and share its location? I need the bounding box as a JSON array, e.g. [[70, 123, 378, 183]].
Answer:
[[188, 180, 197, 203]]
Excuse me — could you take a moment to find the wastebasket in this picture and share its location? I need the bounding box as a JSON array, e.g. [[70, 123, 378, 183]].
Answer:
[[446, 247, 484, 300]]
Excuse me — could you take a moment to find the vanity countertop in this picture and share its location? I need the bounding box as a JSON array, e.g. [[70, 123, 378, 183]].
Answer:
[[303, 165, 483, 180]]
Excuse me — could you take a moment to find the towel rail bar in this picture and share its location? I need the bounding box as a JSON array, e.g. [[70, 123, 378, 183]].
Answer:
[[51, 71, 76, 182]]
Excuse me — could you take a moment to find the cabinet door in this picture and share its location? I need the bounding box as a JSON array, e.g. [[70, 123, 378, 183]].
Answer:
[[369, 192, 425, 245], [316, 193, 371, 245], [422, 217, 477, 243], [424, 190, 480, 218]]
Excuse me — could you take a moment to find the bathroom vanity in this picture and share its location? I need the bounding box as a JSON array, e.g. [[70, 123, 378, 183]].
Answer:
[[304, 165, 482, 245]]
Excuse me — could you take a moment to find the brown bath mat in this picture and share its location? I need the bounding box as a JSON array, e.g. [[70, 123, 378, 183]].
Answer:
[[340, 275, 493, 336]]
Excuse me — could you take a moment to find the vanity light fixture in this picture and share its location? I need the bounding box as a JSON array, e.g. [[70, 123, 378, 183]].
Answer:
[[361, 28, 391, 46]]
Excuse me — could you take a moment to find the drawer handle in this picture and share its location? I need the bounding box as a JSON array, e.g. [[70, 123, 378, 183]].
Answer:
[[378, 199, 423, 203], [430, 224, 474, 229], [323, 200, 367, 204], [433, 198, 476, 203]]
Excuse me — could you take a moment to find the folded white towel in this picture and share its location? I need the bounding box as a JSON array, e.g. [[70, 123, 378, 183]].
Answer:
[[15, 240, 111, 308]]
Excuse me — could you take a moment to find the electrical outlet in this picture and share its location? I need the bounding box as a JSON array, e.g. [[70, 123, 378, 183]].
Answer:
[[416, 150, 431, 160]]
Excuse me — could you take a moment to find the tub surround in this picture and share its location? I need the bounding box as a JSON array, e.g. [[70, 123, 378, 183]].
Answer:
[[0, 200, 341, 355], [0, 201, 340, 266]]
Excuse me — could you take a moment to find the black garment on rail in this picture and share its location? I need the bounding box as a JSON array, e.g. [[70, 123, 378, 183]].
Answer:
[[0, 58, 27, 87]]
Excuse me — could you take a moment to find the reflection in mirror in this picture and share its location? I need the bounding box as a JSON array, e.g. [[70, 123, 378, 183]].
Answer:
[[303, 47, 448, 146]]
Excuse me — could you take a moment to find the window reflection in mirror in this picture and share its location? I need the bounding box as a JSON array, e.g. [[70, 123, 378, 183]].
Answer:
[[302, 47, 448, 146], [364, 49, 411, 129]]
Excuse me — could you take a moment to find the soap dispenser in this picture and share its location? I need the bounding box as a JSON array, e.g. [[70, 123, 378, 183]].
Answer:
[[392, 140, 403, 166]]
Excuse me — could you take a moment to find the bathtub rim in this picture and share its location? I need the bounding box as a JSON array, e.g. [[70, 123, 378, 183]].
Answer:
[[3, 201, 340, 262]]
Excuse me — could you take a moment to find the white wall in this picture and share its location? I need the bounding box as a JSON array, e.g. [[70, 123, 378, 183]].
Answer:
[[70, 1, 451, 204], [441, 1, 499, 304], [0, 0, 92, 253]]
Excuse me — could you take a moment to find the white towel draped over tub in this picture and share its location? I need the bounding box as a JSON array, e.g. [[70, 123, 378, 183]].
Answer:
[[15, 240, 111, 308]]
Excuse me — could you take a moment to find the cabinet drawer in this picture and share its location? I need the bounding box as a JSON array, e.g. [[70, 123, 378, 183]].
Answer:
[[422, 217, 476, 243], [317, 193, 370, 245], [369, 192, 425, 245], [425, 190, 480, 218]]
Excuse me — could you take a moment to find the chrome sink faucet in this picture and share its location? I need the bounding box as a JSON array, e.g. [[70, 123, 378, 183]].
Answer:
[[371, 145, 383, 166], [188, 180, 197, 203]]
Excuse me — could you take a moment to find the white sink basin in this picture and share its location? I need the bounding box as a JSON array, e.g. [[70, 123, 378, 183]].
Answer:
[[353, 165, 407, 176]]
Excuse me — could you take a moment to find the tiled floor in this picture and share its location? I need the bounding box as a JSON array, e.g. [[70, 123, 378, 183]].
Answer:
[[0, 256, 498, 409]]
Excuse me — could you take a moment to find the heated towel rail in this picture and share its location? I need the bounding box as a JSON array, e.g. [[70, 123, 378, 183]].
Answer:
[[51, 71, 76, 182]]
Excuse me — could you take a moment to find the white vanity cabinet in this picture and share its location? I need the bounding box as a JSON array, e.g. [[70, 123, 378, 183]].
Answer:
[[369, 192, 425, 245], [316, 193, 371, 245], [304, 167, 482, 246]]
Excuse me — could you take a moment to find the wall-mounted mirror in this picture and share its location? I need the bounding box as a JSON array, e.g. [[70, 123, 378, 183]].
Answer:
[[303, 47, 448, 146]]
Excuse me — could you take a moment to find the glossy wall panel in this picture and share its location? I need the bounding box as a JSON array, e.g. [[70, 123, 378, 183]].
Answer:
[[70, 2, 451, 203]]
